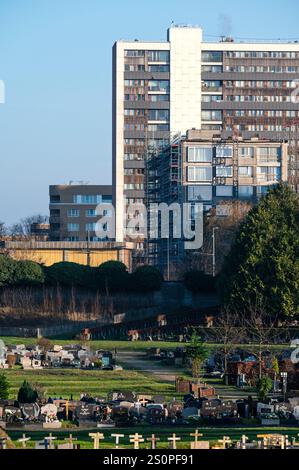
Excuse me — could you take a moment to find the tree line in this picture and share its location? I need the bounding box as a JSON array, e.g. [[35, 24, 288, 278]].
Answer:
[[0, 258, 163, 294]]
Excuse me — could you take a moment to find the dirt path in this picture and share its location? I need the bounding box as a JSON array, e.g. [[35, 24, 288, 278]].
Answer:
[[117, 351, 180, 382]]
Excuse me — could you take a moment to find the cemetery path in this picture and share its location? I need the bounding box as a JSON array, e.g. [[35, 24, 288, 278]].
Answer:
[[117, 351, 179, 382], [117, 352, 253, 399]]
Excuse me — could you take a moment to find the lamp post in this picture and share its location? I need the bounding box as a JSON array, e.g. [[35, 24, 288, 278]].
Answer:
[[212, 226, 219, 278], [281, 372, 288, 401]]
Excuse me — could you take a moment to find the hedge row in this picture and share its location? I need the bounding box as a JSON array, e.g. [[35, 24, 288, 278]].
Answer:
[[0, 256, 163, 293]]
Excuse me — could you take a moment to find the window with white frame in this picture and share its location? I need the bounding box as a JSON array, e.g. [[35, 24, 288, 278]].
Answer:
[[67, 209, 79, 217], [239, 147, 254, 158], [216, 166, 233, 177], [67, 223, 79, 232], [239, 166, 253, 177], [187, 147, 213, 163], [216, 146, 233, 158], [187, 166, 212, 182]]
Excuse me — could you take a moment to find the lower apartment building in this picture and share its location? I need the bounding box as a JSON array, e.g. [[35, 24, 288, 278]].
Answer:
[[146, 129, 288, 275], [49, 184, 112, 242]]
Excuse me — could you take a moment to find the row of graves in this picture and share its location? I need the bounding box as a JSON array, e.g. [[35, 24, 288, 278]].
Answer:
[[2, 430, 299, 450], [2, 392, 298, 429], [0, 343, 114, 370]]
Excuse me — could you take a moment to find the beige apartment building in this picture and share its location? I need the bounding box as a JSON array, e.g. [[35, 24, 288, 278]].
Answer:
[[113, 25, 299, 243]]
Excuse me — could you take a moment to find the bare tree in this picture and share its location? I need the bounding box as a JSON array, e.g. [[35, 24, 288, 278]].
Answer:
[[179, 200, 251, 276], [213, 307, 245, 384], [9, 214, 48, 240], [242, 299, 280, 380]]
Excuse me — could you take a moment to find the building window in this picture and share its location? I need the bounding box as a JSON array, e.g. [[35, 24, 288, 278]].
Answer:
[[216, 146, 233, 158], [216, 186, 233, 197], [148, 80, 170, 92], [257, 167, 281, 181], [86, 209, 97, 217], [238, 186, 254, 198], [188, 185, 212, 201], [147, 50, 170, 62], [202, 51, 223, 62], [148, 94, 170, 102], [216, 166, 233, 177], [148, 109, 169, 121], [67, 223, 79, 232], [124, 50, 145, 57], [201, 110, 222, 121], [67, 209, 79, 217], [239, 166, 253, 177], [202, 95, 223, 102], [188, 166, 212, 182], [86, 223, 97, 231], [73, 195, 102, 204], [148, 64, 169, 72], [148, 124, 169, 132], [239, 147, 254, 158], [188, 147, 213, 163]]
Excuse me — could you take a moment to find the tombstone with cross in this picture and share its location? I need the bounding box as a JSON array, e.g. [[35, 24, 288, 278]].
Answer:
[[168, 433, 181, 450], [218, 436, 232, 449], [240, 434, 249, 450], [18, 434, 31, 449], [44, 433, 57, 450], [146, 434, 160, 450], [111, 433, 124, 449], [189, 429, 208, 449], [89, 432, 104, 449], [129, 433, 144, 450]]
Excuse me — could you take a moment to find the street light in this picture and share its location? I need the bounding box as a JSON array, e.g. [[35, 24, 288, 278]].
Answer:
[[212, 226, 219, 278], [280, 372, 288, 401]]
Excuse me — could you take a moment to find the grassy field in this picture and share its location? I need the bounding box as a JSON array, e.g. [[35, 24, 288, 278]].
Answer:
[[0, 336, 289, 352], [4, 368, 178, 400], [8, 425, 299, 449]]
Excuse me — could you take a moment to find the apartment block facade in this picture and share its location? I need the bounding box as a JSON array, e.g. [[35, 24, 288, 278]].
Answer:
[[147, 129, 288, 273], [49, 184, 112, 242], [113, 25, 299, 242]]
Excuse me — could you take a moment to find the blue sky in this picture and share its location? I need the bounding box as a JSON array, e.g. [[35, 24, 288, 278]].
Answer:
[[0, 0, 299, 225]]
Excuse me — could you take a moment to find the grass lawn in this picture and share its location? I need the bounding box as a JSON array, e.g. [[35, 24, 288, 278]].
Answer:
[[4, 368, 179, 400], [0, 336, 289, 352], [8, 425, 299, 449]]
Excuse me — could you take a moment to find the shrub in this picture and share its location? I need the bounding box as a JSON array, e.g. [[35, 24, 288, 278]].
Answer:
[[130, 265, 163, 293], [0, 255, 15, 286], [17, 380, 38, 403], [45, 262, 93, 288], [96, 261, 129, 293], [13, 260, 45, 286], [0, 373, 9, 400]]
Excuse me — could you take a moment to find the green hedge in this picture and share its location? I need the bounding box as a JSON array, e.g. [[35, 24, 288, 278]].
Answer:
[[0, 255, 163, 293]]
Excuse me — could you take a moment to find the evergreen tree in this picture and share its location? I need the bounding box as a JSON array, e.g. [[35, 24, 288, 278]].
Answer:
[[17, 380, 38, 403], [220, 184, 299, 318], [0, 373, 9, 400]]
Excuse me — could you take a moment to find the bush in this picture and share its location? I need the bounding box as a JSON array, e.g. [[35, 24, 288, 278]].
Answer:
[[96, 261, 129, 293], [45, 262, 93, 288], [0, 255, 15, 286], [184, 270, 216, 293], [17, 380, 38, 403], [13, 260, 45, 286], [130, 265, 163, 293], [0, 373, 9, 399]]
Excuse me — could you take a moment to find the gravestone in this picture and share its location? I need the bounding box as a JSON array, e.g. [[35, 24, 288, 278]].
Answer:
[[191, 441, 210, 449], [108, 391, 136, 402], [182, 407, 200, 421], [75, 403, 96, 421], [21, 403, 40, 421]]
